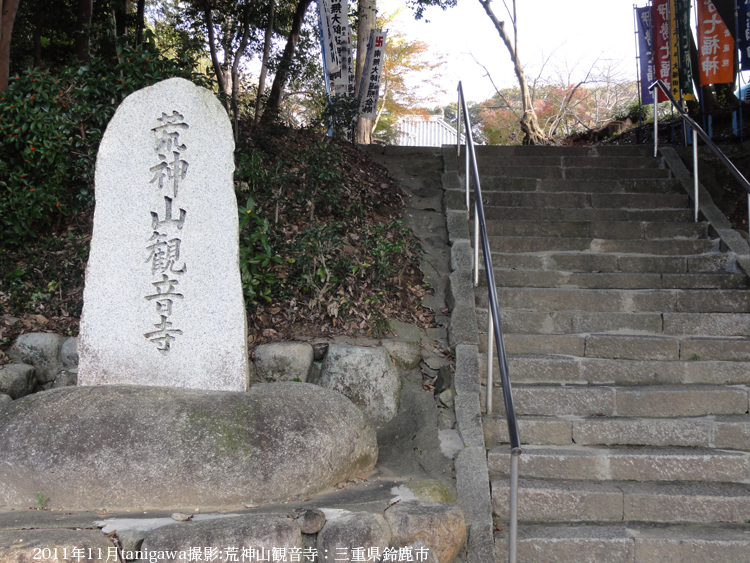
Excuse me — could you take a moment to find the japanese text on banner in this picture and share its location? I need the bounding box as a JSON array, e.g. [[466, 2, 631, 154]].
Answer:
[[697, 0, 734, 85], [651, 0, 671, 102], [358, 30, 387, 119], [636, 6, 656, 104]]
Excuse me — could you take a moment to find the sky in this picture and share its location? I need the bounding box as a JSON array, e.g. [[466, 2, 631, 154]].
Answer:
[[379, 0, 648, 105]]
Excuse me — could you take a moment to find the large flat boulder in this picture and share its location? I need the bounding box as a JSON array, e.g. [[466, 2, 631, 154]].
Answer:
[[0, 529, 115, 562], [139, 515, 302, 563], [0, 383, 377, 509]]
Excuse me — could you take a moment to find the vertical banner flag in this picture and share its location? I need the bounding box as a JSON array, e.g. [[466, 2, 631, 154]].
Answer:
[[358, 30, 387, 119], [317, 0, 341, 76], [669, 0, 681, 98], [674, 0, 695, 99], [738, 0, 750, 70], [652, 0, 672, 101], [346, 26, 356, 97], [697, 0, 735, 84], [329, 0, 351, 97], [636, 6, 656, 104]]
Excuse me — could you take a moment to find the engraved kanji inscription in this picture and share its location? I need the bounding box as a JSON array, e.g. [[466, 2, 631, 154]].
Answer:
[[144, 111, 190, 354]]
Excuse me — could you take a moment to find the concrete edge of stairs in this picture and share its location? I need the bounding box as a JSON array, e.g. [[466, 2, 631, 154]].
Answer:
[[625, 146, 750, 275], [442, 145, 495, 563]]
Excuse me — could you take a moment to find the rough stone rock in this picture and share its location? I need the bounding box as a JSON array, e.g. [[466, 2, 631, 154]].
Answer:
[[0, 394, 11, 410], [52, 370, 77, 388], [118, 529, 146, 552], [384, 500, 467, 563], [434, 365, 452, 394], [312, 342, 329, 361], [78, 77, 248, 392], [405, 479, 456, 503], [438, 389, 454, 408], [9, 332, 61, 384], [294, 507, 327, 534], [408, 541, 439, 563], [0, 529, 114, 562], [320, 345, 402, 426], [389, 321, 422, 342], [317, 512, 391, 563], [383, 341, 422, 370], [0, 383, 377, 509], [0, 364, 35, 399], [254, 342, 314, 382], [139, 515, 302, 563], [60, 336, 79, 369]]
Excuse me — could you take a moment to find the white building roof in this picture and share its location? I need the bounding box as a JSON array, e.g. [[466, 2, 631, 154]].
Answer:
[[394, 114, 466, 147]]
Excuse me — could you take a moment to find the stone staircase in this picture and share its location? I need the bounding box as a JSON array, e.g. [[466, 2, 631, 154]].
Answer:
[[459, 145, 750, 562]]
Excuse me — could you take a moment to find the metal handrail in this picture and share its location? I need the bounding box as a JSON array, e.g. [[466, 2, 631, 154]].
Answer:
[[650, 79, 750, 241], [457, 81, 521, 563]]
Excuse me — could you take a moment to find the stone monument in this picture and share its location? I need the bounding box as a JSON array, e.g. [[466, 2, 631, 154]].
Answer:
[[77, 78, 249, 391]]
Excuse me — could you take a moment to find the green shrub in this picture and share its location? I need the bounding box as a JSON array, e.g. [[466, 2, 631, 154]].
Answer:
[[611, 100, 652, 123], [0, 29, 210, 246]]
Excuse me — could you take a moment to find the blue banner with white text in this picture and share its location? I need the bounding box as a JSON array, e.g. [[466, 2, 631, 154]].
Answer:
[[636, 6, 656, 104]]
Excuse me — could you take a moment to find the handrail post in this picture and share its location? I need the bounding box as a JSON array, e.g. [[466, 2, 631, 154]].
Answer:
[[509, 447, 521, 563], [466, 135, 471, 217], [747, 194, 750, 247], [457, 88, 462, 158], [457, 81, 521, 563], [653, 90, 658, 158], [693, 129, 699, 222], [486, 311, 494, 414], [474, 199, 480, 286]]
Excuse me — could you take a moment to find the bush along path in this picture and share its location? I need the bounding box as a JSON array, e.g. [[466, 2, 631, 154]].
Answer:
[[1, 127, 438, 368]]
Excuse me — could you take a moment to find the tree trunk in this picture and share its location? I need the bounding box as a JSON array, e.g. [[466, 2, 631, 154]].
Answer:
[[478, 0, 549, 145], [0, 0, 20, 92], [264, 0, 313, 116], [75, 0, 93, 61], [371, 80, 388, 133], [203, 0, 228, 106], [355, 0, 376, 144], [254, 0, 275, 127], [231, 3, 253, 141], [33, 13, 43, 68], [115, 1, 127, 37], [135, 0, 145, 46]]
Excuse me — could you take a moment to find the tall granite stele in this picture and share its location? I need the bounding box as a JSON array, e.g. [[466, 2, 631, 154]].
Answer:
[[78, 78, 249, 391]]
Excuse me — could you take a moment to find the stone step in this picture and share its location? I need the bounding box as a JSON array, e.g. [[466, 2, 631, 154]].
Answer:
[[483, 414, 750, 449], [466, 155, 662, 169], [475, 191, 686, 209], [497, 334, 750, 361], [478, 309, 750, 337], [479, 177, 682, 194], [476, 287, 750, 313], [487, 445, 750, 482], [477, 220, 709, 240], [491, 478, 750, 524], [484, 384, 749, 418], [482, 269, 746, 289], [486, 236, 718, 255], [487, 251, 737, 274], [471, 144, 653, 157], [478, 204, 694, 222], [468, 166, 671, 180], [478, 352, 750, 385], [493, 522, 750, 563], [450, 190, 689, 211]]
